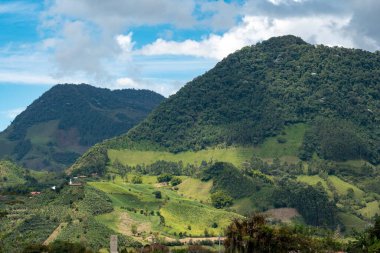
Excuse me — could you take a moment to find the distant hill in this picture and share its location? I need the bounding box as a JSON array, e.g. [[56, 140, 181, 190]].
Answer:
[[70, 35, 380, 175], [0, 84, 164, 171]]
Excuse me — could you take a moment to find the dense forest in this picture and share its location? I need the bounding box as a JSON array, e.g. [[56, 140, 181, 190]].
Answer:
[[97, 35, 379, 163], [0, 84, 164, 171]]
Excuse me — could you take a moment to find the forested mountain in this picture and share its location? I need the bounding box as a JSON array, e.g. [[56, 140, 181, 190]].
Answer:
[[70, 35, 380, 175], [0, 84, 164, 171], [128, 36, 379, 161]]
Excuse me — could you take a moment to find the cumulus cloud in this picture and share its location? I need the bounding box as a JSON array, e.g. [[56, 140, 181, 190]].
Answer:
[[46, 0, 196, 31], [115, 77, 181, 96], [42, 0, 200, 81], [139, 15, 353, 60], [52, 20, 122, 80], [3, 0, 380, 96], [344, 0, 380, 50]]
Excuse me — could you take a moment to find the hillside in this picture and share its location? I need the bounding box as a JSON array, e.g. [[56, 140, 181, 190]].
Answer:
[[127, 35, 379, 160], [70, 35, 379, 177], [66, 36, 380, 236], [0, 84, 164, 171]]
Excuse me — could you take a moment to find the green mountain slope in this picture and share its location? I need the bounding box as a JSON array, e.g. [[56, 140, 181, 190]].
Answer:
[[126, 35, 379, 158], [0, 84, 164, 171], [70, 35, 380, 175]]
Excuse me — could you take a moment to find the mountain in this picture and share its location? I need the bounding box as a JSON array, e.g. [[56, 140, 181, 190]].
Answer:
[[0, 84, 164, 171], [70, 35, 380, 175], [65, 37, 380, 237]]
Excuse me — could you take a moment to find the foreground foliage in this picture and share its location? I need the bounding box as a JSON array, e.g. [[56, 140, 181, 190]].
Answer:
[[224, 214, 343, 253]]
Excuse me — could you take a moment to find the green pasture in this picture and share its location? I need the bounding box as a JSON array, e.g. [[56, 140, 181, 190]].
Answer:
[[108, 124, 306, 168]]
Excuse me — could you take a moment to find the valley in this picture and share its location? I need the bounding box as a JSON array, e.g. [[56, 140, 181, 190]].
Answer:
[[1, 35, 380, 252]]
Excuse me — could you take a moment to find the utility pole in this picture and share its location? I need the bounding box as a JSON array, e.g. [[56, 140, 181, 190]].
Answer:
[[218, 234, 221, 253], [110, 235, 118, 253]]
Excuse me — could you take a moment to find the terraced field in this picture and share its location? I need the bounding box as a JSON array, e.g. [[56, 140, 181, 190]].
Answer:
[[89, 178, 240, 239], [328, 176, 365, 198]]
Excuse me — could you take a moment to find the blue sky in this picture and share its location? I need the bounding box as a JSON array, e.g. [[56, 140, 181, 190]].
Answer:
[[1, 0, 380, 131]]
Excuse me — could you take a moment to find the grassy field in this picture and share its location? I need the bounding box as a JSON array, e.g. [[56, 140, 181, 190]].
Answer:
[[338, 212, 369, 232], [160, 199, 239, 236], [108, 147, 254, 167], [108, 124, 306, 167], [252, 123, 307, 159], [176, 178, 213, 202], [297, 175, 365, 199], [89, 179, 239, 238], [328, 176, 364, 198], [0, 161, 26, 187], [297, 175, 333, 197], [358, 201, 380, 218]]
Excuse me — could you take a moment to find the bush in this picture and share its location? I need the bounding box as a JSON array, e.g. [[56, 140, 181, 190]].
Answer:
[[188, 245, 213, 253], [157, 174, 172, 183], [210, 191, 233, 209], [276, 137, 287, 144], [171, 177, 182, 186], [132, 175, 142, 184], [153, 191, 162, 199]]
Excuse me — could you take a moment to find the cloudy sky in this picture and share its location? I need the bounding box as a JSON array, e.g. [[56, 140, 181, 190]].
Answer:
[[0, 0, 379, 131]]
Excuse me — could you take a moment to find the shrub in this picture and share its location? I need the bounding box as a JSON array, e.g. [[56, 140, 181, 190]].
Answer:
[[153, 191, 162, 199], [171, 177, 182, 186], [210, 191, 233, 209], [157, 174, 172, 183], [132, 175, 142, 184]]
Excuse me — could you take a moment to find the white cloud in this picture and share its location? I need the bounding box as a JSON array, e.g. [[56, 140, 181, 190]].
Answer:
[[0, 72, 56, 85], [116, 33, 135, 61], [266, 0, 306, 5], [139, 15, 354, 60], [115, 77, 182, 97], [0, 2, 35, 14], [46, 0, 196, 31]]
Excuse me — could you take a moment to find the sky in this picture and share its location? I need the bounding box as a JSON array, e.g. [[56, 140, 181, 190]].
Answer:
[[0, 0, 380, 131]]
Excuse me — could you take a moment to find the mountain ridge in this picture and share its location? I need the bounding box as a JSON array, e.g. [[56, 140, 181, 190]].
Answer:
[[69, 35, 380, 175], [0, 84, 165, 171]]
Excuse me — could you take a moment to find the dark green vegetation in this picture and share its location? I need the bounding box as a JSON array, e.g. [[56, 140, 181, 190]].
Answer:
[[4, 36, 380, 251], [347, 216, 380, 253], [0, 84, 164, 171], [224, 214, 343, 253], [80, 35, 379, 162], [0, 159, 64, 193], [70, 35, 380, 180]]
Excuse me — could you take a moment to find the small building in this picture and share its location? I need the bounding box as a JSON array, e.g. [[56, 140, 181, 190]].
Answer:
[[30, 192, 41, 196], [69, 178, 82, 187]]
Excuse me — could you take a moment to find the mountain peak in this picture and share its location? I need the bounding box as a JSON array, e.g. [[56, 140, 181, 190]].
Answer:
[[260, 35, 308, 48], [0, 84, 165, 171]]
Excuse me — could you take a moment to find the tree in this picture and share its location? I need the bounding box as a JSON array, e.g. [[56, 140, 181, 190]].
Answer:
[[171, 177, 182, 186], [153, 191, 162, 199], [211, 191, 233, 209], [132, 175, 142, 184], [157, 173, 172, 183], [114, 159, 129, 183], [223, 213, 339, 253]]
